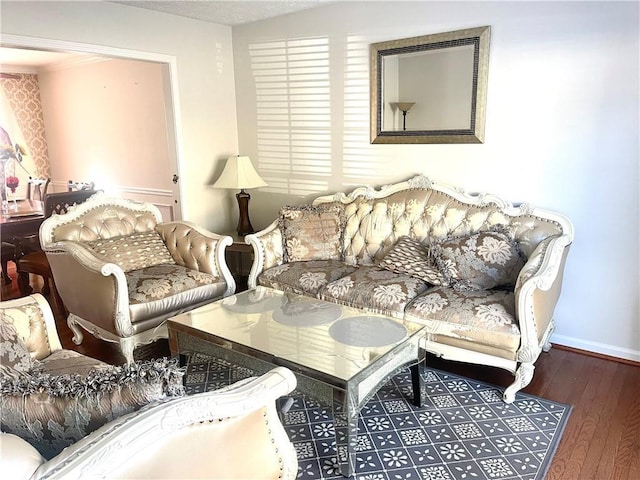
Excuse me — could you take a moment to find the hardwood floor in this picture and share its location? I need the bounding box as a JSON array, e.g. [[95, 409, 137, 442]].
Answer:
[[2, 266, 638, 479]]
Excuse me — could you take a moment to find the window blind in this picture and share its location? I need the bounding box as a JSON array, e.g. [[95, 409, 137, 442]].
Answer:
[[250, 37, 331, 195]]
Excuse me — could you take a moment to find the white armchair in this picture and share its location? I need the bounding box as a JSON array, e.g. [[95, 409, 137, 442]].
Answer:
[[1, 367, 298, 480], [39, 192, 236, 363], [0, 294, 185, 459]]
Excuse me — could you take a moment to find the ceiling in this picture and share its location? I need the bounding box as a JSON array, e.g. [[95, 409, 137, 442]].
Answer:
[[111, 0, 334, 26], [0, 1, 335, 70]]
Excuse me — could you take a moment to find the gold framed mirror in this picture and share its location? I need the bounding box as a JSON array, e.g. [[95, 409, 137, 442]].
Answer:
[[370, 26, 491, 144]]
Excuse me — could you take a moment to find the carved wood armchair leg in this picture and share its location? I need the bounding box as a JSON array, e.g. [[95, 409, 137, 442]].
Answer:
[[503, 362, 535, 403], [67, 314, 85, 345]]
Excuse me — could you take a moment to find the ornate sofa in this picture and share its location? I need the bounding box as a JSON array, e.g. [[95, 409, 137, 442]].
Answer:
[[246, 174, 574, 402], [39, 192, 235, 363]]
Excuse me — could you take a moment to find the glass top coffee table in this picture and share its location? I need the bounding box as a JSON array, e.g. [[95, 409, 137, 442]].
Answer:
[[168, 286, 427, 477]]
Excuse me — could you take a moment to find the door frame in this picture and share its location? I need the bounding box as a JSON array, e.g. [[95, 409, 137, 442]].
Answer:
[[1, 34, 184, 220]]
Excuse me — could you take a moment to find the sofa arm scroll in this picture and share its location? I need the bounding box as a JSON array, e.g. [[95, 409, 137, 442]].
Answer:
[[44, 242, 131, 337], [245, 220, 284, 288], [515, 234, 572, 360]]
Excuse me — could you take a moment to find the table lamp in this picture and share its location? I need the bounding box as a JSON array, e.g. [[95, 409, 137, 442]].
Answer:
[[213, 155, 267, 236]]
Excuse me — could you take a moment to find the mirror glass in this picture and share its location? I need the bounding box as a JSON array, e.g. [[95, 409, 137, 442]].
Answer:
[[370, 26, 490, 144]]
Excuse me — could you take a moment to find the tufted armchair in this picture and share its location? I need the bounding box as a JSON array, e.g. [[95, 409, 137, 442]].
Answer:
[[39, 192, 235, 363]]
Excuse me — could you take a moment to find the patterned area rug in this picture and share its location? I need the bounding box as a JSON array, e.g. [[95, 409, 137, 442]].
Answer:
[[184, 352, 571, 480]]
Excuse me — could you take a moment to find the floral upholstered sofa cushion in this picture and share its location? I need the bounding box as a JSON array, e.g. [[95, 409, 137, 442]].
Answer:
[[320, 266, 431, 318], [258, 260, 358, 297], [404, 286, 520, 357], [126, 264, 219, 304]]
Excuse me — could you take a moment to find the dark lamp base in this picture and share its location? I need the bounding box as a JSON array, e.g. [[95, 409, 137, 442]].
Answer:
[[236, 189, 255, 236]]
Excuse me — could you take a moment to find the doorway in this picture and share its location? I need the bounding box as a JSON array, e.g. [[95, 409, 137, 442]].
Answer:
[[0, 34, 183, 221]]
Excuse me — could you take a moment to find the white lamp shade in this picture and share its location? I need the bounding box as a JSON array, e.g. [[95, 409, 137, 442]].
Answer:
[[392, 102, 415, 112], [213, 156, 267, 189]]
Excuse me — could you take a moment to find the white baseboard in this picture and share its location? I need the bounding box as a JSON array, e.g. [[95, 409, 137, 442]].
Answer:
[[551, 334, 640, 362]]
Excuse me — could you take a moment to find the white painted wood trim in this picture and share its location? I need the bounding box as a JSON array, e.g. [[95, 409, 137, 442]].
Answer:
[[552, 334, 640, 362]]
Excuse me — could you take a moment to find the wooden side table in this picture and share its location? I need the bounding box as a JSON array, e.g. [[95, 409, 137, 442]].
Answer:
[[224, 232, 253, 292]]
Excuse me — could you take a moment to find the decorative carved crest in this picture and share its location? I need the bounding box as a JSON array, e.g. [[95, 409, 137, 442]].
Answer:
[[408, 174, 433, 189]]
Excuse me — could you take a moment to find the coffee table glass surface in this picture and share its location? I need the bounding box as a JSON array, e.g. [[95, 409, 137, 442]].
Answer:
[[168, 286, 427, 477], [170, 286, 424, 382]]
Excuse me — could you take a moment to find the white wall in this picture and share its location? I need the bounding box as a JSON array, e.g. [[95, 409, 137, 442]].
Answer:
[[38, 58, 170, 192], [1, 1, 239, 232], [233, 1, 639, 361]]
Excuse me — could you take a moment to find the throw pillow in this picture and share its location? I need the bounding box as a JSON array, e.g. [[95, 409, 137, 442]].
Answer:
[[0, 358, 185, 459], [432, 227, 526, 291], [279, 204, 345, 262], [85, 230, 176, 272], [377, 236, 447, 286]]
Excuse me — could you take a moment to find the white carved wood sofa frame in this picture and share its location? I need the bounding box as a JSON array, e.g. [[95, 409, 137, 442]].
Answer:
[[245, 174, 574, 402]]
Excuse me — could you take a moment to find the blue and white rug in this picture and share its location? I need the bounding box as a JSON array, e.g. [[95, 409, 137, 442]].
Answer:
[[184, 353, 571, 480]]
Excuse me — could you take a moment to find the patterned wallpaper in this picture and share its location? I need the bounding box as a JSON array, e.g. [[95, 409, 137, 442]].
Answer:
[[1, 73, 50, 178]]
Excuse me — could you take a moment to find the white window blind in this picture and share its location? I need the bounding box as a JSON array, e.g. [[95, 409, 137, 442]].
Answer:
[[343, 35, 389, 185], [250, 37, 331, 196]]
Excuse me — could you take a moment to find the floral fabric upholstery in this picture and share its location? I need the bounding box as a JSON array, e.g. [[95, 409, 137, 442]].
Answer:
[[515, 234, 560, 290], [38, 349, 109, 377], [377, 236, 447, 285], [85, 230, 175, 273], [404, 286, 519, 356], [0, 358, 184, 460], [256, 227, 285, 271], [258, 260, 358, 297], [432, 229, 526, 291], [0, 317, 36, 377], [279, 204, 345, 262], [1, 300, 54, 363], [126, 264, 219, 305], [320, 266, 430, 318]]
